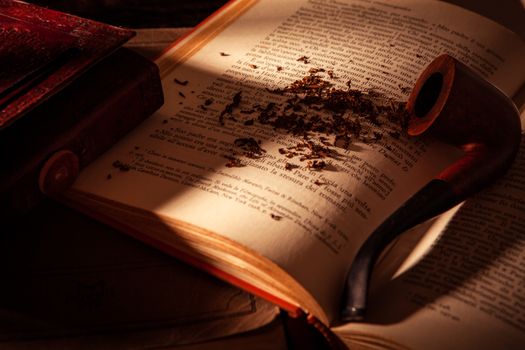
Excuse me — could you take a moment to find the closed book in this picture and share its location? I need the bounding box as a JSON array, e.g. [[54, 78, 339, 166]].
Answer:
[[0, 0, 134, 127], [1, 47, 163, 216]]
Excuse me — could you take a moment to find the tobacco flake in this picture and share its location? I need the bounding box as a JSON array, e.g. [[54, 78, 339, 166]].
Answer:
[[224, 155, 244, 167], [219, 91, 242, 125], [112, 160, 131, 172], [398, 84, 411, 94], [174, 78, 188, 85], [297, 56, 310, 64], [309, 68, 325, 74], [308, 160, 326, 170], [285, 162, 298, 171], [234, 137, 266, 157], [270, 213, 282, 221]]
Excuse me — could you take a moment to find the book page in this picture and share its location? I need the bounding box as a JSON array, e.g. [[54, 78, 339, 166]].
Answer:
[[339, 136, 525, 349], [71, 0, 525, 322], [442, 0, 525, 40]]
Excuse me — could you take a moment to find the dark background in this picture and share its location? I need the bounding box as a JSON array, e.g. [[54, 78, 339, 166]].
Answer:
[[26, 0, 525, 39], [25, 0, 229, 28]]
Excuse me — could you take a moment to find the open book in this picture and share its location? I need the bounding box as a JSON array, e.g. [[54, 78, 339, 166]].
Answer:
[[63, 0, 525, 348]]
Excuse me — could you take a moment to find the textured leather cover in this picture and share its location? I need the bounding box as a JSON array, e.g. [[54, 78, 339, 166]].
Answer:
[[0, 0, 134, 128], [1, 48, 163, 216]]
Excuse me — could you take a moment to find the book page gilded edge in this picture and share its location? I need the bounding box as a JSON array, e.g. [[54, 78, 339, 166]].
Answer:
[[155, 0, 258, 79], [58, 190, 302, 317]]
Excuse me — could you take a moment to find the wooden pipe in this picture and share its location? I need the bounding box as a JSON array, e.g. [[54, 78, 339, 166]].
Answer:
[[340, 54, 521, 322]]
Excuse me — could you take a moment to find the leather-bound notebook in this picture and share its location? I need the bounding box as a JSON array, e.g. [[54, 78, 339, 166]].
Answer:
[[0, 0, 164, 216]]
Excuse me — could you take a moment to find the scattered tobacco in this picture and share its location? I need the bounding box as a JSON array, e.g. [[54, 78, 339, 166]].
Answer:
[[212, 64, 408, 170], [219, 91, 242, 125], [270, 213, 282, 220], [309, 67, 325, 74], [297, 56, 310, 64], [112, 160, 130, 172], [199, 98, 214, 111], [174, 78, 188, 85], [285, 162, 299, 171], [308, 160, 326, 170], [398, 84, 411, 94], [224, 155, 244, 167], [234, 137, 266, 158]]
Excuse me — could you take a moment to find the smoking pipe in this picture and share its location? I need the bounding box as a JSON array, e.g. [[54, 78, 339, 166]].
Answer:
[[340, 54, 521, 322]]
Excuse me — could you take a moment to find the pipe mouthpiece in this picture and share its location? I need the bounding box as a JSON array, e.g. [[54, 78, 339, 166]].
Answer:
[[341, 307, 365, 322]]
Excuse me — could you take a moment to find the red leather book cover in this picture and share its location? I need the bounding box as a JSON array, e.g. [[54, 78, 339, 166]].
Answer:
[[0, 1, 163, 217], [0, 0, 134, 128]]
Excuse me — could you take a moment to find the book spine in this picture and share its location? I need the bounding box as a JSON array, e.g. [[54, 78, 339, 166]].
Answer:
[[1, 48, 163, 217], [306, 314, 348, 350]]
